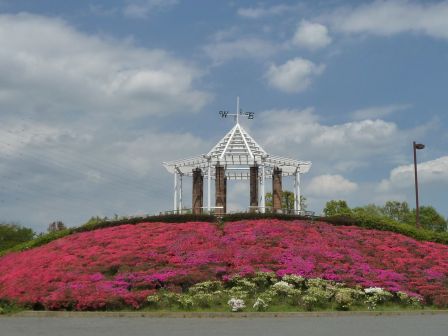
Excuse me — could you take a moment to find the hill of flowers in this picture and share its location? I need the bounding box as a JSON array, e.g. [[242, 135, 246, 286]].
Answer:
[[0, 219, 448, 310]]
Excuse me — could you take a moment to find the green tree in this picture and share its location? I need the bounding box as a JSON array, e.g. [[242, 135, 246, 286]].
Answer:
[[352, 204, 383, 218], [381, 201, 411, 222], [323, 200, 352, 217], [47, 221, 67, 233], [407, 206, 447, 232], [265, 191, 307, 212], [0, 223, 35, 251]]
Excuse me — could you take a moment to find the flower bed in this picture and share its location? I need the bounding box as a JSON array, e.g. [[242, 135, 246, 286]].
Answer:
[[0, 219, 447, 310], [145, 275, 422, 312]]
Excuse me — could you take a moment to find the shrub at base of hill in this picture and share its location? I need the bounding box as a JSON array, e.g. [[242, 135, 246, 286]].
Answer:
[[144, 275, 423, 312], [0, 299, 21, 315]]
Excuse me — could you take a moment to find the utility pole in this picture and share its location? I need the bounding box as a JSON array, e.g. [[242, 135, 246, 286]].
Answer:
[[413, 141, 425, 229]]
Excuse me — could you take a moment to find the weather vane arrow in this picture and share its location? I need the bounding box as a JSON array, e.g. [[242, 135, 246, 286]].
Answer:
[[219, 96, 255, 123]]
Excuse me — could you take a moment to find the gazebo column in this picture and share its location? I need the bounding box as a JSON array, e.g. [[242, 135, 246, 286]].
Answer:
[[272, 167, 283, 213], [207, 161, 211, 212], [224, 176, 227, 214], [250, 165, 259, 212], [294, 171, 301, 214], [173, 171, 178, 212], [192, 168, 203, 214], [215, 165, 225, 215], [260, 163, 265, 213]]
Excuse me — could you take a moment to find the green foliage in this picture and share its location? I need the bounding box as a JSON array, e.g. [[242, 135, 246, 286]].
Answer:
[[324, 213, 448, 245], [325, 199, 447, 233], [396, 291, 422, 308], [408, 206, 447, 232], [222, 212, 311, 223], [189, 281, 223, 295], [265, 191, 307, 212], [382, 201, 411, 222], [352, 204, 384, 218], [253, 297, 269, 311], [47, 221, 67, 233], [323, 200, 352, 217], [144, 274, 424, 312], [364, 287, 393, 310], [74, 213, 216, 233], [0, 214, 215, 256], [334, 288, 363, 311], [280, 274, 305, 288], [0, 223, 35, 252], [0, 300, 20, 315], [322, 199, 448, 244], [0, 229, 71, 256], [251, 272, 278, 290]]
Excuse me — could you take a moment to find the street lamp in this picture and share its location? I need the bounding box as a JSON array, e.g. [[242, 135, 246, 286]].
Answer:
[[413, 141, 425, 229]]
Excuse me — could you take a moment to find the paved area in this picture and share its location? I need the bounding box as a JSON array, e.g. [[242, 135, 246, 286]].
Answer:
[[1, 315, 448, 336]]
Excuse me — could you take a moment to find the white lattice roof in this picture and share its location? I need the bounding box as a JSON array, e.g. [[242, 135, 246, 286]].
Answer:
[[207, 123, 267, 160], [163, 122, 311, 179]]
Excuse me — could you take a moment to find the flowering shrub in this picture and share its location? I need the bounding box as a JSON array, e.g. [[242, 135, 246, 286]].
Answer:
[[0, 219, 447, 310], [228, 298, 245, 312], [364, 287, 393, 310], [253, 297, 269, 311], [334, 288, 362, 310], [282, 274, 305, 288]]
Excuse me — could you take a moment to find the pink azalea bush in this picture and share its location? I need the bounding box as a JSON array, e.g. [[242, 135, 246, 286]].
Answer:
[[0, 219, 447, 310]]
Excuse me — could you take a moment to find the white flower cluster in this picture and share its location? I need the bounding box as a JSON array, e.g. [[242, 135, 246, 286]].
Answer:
[[227, 298, 246, 312], [273, 281, 293, 291], [364, 287, 385, 294], [253, 297, 269, 311]]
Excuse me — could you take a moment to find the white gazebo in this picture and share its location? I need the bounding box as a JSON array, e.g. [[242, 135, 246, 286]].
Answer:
[[163, 98, 311, 214]]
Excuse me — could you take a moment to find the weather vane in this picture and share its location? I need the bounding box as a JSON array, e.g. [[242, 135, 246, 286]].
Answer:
[[219, 96, 255, 124]]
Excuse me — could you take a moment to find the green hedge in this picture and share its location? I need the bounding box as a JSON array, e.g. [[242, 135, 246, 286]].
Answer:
[[221, 212, 312, 222], [2, 212, 448, 257], [0, 214, 215, 256], [322, 214, 448, 245], [72, 213, 215, 233]]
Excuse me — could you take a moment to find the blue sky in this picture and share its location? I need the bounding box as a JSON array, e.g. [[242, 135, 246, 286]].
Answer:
[[0, 0, 447, 232]]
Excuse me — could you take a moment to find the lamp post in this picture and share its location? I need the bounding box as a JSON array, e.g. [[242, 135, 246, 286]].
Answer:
[[413, 141, 425, 229]]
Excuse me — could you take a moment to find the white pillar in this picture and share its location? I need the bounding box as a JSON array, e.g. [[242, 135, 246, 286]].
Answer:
[[179, 174, 183, 213], [295, 171, 301, 214], [207, 161, 211, 213], [294, 172, 297, 213], [260, 163, 265, 213], [173, 171, 178, 212]]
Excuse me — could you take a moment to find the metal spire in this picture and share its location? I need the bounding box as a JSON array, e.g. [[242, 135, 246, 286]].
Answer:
[[236, 96, 240, 124]]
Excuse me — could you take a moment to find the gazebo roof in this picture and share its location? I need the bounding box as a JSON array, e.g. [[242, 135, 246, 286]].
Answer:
[[163, 122, 311, 180]]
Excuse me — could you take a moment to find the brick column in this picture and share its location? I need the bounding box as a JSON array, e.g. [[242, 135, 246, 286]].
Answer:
[[215, 165, 225, 215], [250, 165, 259, 212], [223, 176, 227, 214], [192, 168, 203, 214], [272, 167, 282, 213]]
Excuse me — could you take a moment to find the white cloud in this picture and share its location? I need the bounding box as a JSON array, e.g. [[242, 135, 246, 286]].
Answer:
[[0, 13, 213, 231], [351, 104, 411, 120], [123, 0, 178, 19], [255, 108, 430, 174], [0, 13, 210, 119], [307, 174, 358, 197], [203, 38, 276, 65], [329, 0, 448, 40], [265, 58, 325, 93], [379, 156, 448, 191], [292, 20, 332, 50], [237, 5, 294, 19]]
